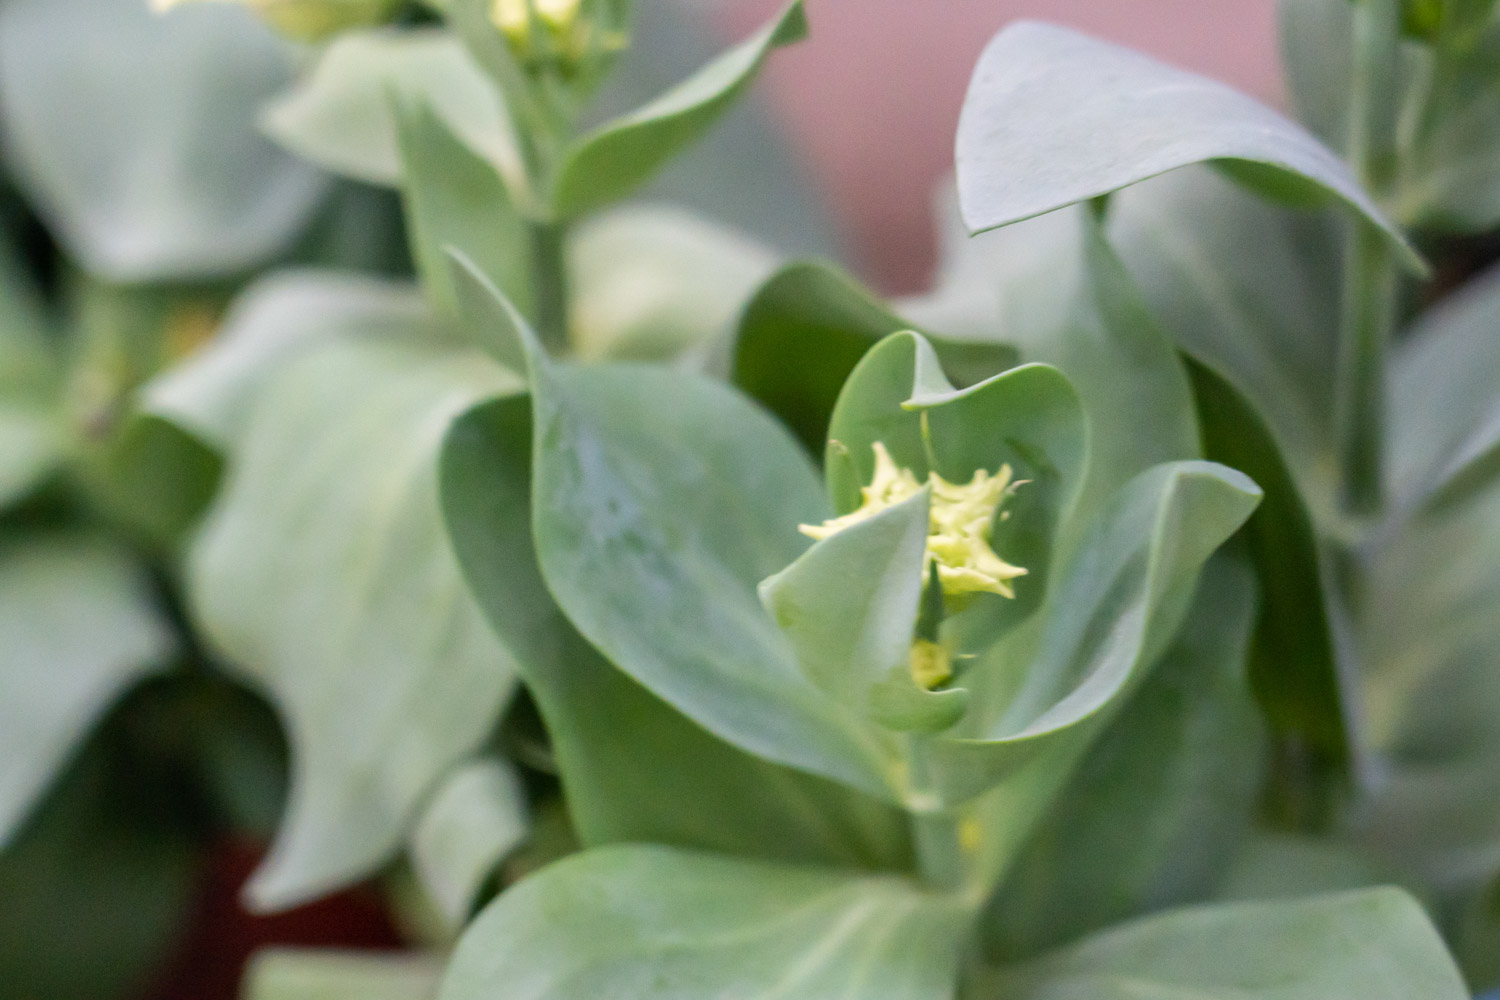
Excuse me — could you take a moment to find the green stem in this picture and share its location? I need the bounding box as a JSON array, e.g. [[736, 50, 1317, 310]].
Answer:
[[907, 736, 964, 892], [528, 220, 571, 355], [1335, 0, 1403, 519]]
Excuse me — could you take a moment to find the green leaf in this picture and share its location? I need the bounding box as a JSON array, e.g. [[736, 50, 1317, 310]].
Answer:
[[0, 728, 201, 1000], [0, 242, 61, 510], [932, 461, 1260, 842], [1107, 166, 1341, 514], [955, 21, 1417, 267], [440, 844, 972, 1000], [410, 757, 529, 929], [261, 27, 521, 189], [143, 271, 430, 451], [440, 386, 911, 870], [392, 94, 533, 319], [0, 534, 174, 847], [1390, 263, 1500, 512], [969, 888, 1468, 1000], [244, 949, 444, 1000], [1216, 834, 1387, 902], [516, 330, 898, 798], [1185, 358, 1351, 772], [570, 204, 777, 363], [547, 1, 809, 219], [0, 0, 326, 281], [997, 208, 1202, 530], [733, 260, 1018, 456], [188, 331, 521, 911], [980, 555, 1265, 958]]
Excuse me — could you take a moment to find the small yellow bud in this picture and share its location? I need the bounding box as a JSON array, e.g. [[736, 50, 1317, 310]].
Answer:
[[909, 638, 952, 690], [958, 816, 983, 854], [800, 442, 1029, 601]]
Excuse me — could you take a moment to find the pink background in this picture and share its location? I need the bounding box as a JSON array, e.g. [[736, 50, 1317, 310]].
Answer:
[[710, 0, 1283, 291]]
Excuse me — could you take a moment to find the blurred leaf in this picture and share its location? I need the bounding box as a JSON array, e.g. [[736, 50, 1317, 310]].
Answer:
[[189, 330, 521, 911], [393, 94, 532, 319], [1279, 0, 1356, 147], [244, 949, 444, 1000], [143, 271, 429, 450], [1390, 262, 1500, 513], [733, 260, 1018, 456], [980, 555, 1265, 959], [441, 845, 972, 1000], [548, 1, 808, 219], [1186, 359, 1351, 776], [0, 732, 201, 1000], [969, 888, 1467, 1000], [0, 240, 61, 510], [955, 21, 1415, 266], [440, 382, 912, 870], [410, 758, 529, 929], [570, 204, 777, 363], [0, 533, 173, 848], [1216, 834, 1386, 902], [262, 27, 520, 189], [0, 0, 327, 281]]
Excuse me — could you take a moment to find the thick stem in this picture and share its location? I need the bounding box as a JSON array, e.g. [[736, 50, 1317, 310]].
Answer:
[[528, 220, 571, 355], [906, 736, 964, 893], [1335, 0, 1403, 519]]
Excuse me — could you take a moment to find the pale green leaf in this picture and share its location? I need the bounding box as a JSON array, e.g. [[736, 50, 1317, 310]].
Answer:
[[955, 21, 1416, 267], [970, 888, 1467, 1000], [0, 0, 326, 281], [189, 331, 521, 911], [410, 758, 529, 929], [440, 845, 971, 1000], [244, 949, 444, 1000], [0, 534, 174, 848], [261, 27, 520, 189]]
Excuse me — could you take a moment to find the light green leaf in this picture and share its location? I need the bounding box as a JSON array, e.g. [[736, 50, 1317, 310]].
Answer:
[[189, 331, 521, 911], [440, 844, 972, 1000], [1216, 834, 1387, 902], [1107, 166, 1341, 513], [969, 888, 1467, 1000], [142, 271, 428, 451], [0, 0, 326, 281], [570, 204, 777, 363], [733, 260, 1018, 455], [261, 27, 520, 189], [440, 366, 911, 869], [0, 534, 174, 848], [1390, 262, 1500, 513], [410, 758, 529, 929], [955, 21, 1416, 267], [980, 555, 1265, 958], [244, 949, 444, 1000], [547, 0, 808, 219], [393, 94, 532, 319]]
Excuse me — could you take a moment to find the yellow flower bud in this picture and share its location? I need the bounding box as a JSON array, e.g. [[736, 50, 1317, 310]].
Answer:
[[800, 442, 1029, 603], [909, 638, 952, 691]]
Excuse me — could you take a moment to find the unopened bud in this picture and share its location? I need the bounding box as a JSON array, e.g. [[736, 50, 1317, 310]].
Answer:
[[489, 0, 627, 74]]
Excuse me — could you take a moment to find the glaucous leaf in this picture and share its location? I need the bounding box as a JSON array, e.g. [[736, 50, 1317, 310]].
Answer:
[[189, 330, 521, 911], [440, 844, 972, 1000], [547, 1, 808, 219], [0, 0, 326, 281], [980, 555, 1265, 959], [244, 949, 444, 1000], [261, 27, 520, 189], [1215, 834, 1386, 902], [143, 271, 428, 451], [955, 21, 1415, 266], [442, 264, 912, 865], [410, 758, 529, 929], [1390, 262, 1500, 513], [734, 260, 1018, 456], [971, 888, 1466, 1000], [0, 534, 174, 847], [393, 95, 532, 319], [569, 204, 777, 363]]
